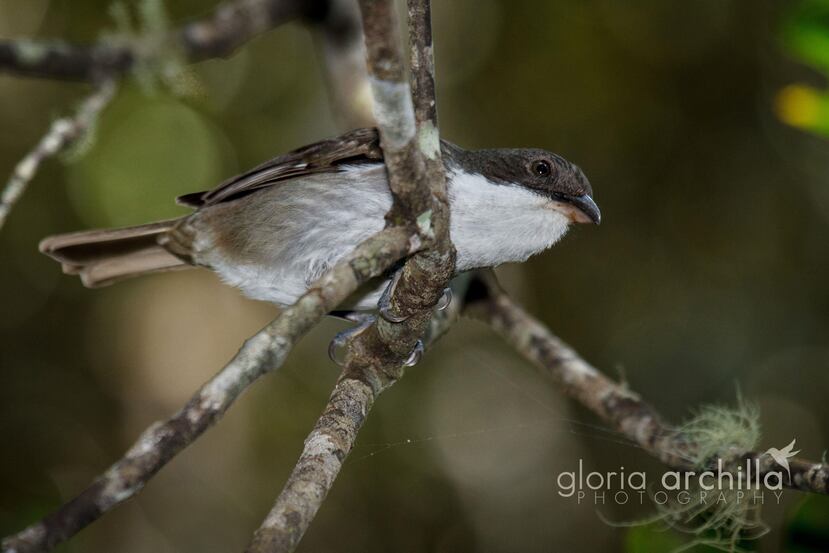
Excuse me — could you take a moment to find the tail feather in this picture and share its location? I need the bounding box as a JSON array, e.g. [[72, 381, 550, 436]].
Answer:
[[39, 218, 190, 288]]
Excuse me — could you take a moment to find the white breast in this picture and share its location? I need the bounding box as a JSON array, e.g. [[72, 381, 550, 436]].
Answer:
[[447, 169, 571, 271]]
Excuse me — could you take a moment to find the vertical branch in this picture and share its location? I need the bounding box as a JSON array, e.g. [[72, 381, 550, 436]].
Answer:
[[245, 1, 457, 551], [358, 0, 429, 225], [382, 0, 456, 320]]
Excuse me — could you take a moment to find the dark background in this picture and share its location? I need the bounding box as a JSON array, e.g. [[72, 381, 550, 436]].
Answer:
[[1, 0, 828, 551]]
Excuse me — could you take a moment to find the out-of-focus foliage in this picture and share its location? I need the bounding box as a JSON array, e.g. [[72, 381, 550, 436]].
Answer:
[[776, 84, 829, 136], [625, 526, 700, 553], [777, 0, 829, 136], [782, 0, 829, 71], [0, 1, 827, 552], [783, 495, 829, 552]]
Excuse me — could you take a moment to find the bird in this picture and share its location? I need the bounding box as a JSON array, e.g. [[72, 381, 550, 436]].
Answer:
[[39, 127, 599, 361]]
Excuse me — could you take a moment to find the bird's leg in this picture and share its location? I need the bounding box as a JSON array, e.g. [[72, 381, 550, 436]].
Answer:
[[328, 310, 372, 322], [327, 309, 424, 367], [379, 269, 453, 322]]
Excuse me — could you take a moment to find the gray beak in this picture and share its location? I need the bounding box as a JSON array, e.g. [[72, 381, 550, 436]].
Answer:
[[571, 194, 601, 225]]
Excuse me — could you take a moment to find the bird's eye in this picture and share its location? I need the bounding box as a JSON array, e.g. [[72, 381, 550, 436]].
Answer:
[[532, 160, 551, 177]]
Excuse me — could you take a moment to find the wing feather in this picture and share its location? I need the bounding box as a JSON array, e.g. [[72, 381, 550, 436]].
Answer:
[[177, 127, 383, 208]]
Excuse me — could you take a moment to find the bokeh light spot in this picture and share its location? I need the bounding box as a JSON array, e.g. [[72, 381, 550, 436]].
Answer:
[[66, 92, 230, 227], [776, 84, 822, 128]]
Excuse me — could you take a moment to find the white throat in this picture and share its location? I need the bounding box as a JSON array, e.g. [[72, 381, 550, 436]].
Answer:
[[447, 169, 571, 271]]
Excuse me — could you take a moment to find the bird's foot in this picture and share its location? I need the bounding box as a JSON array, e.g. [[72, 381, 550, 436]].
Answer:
[[379, 270, 453, 322], [327, 315, 424, 368], [327, 312, 376, 367]]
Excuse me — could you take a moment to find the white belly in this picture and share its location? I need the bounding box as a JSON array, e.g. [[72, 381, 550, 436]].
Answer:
[[201, 164, 392, 309], [217, 262, 389, 310]]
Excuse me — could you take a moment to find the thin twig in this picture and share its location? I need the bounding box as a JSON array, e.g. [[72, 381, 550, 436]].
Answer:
[[0, 0, 320, 81], [0, 80, 116, 231], [467, 270, 829, 495], [1, 226, 418, 553]]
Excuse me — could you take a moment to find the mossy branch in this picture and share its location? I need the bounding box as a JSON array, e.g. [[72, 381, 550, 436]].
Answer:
[[466, 269, 829, 496]]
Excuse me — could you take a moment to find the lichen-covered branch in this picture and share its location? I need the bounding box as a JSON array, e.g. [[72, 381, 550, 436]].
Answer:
[[0, 80, 116, 231], [0, 40, 132, 82], [1, 226, 417, 553], [357, 0, 455, 335], [0, 0, 326, 81], [358, 0, 428, 226], [380, 0, 456, 321], [466, 270, 829, 496]]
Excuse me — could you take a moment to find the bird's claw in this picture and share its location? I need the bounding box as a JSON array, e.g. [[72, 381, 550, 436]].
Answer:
[[403, 339, 424, 367], [436, 287, 452, 311], [327, 313, 376, 367], [378, 269, 409, 323], [379, 304, 409, 323]]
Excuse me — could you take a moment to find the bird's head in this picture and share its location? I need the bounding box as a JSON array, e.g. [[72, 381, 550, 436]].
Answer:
[[460, 147, 600, 225], [440, 142, 600, 271]]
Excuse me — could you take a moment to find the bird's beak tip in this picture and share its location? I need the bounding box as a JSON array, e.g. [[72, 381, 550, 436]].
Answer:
[[575, 194, 601, 225], [550, 193, 601, 225]]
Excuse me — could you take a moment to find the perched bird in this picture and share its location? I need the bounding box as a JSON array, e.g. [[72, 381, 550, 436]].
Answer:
[[40, 128, 600, 313]]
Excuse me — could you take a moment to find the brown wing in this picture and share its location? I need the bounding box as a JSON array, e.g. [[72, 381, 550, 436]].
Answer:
[[177, 127, 384, 208]]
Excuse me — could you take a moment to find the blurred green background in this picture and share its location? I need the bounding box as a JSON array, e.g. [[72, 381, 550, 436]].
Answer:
[[1, 0, 828, 552]]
